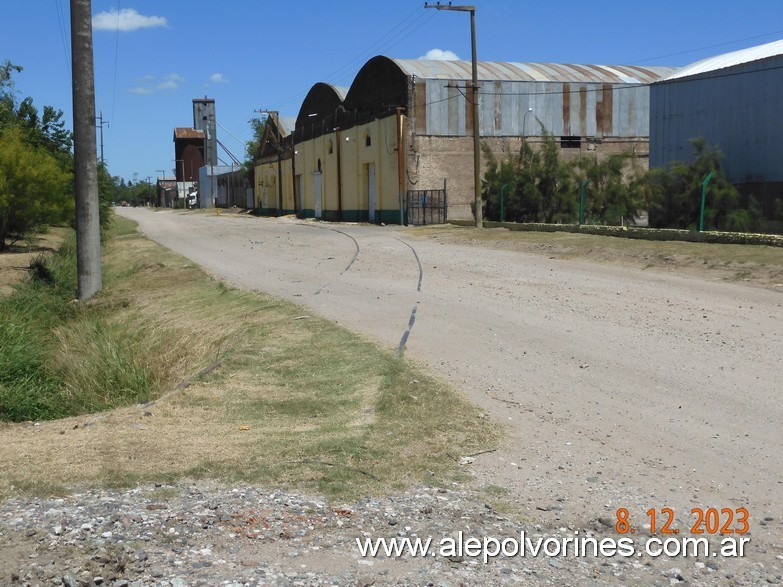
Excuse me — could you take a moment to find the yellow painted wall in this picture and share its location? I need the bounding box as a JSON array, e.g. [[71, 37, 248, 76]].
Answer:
[[255, 159, 296, 213], [295, 133, 340, 218], [295, 115, 405, 222]]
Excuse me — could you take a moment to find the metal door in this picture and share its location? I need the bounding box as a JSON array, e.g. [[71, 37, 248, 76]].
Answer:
[[295, 175, 303, 214], [314, 172, 322, 218], [367, 163, 376, 222]]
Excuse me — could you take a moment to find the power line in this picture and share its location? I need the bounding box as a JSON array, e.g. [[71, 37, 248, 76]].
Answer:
[[216, 138, 241, 165], [376, 11, 439, 60], [628, 29, 783, 65], [216, 120, 248, 147], [323, 7, 430, 86], [110, 0, 121, 138], [54, 0, 71, 80], [268, 3, 436, 112]]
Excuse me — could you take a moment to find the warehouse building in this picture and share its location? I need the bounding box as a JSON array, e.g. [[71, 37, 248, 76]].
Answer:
[[255, 113, 298, 215], [258, 56, 676, 223], [650, 39, 783, 228]]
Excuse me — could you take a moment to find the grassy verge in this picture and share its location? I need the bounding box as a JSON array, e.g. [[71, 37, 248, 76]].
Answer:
[[411, 225, 783, 288], [0, 224, 156, 421], [0, 215, 498, 500]]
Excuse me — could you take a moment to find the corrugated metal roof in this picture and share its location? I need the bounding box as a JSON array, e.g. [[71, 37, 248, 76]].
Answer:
[[174, 127, 205, 140], [296, 83, 349, 125], [663, 38, 783, 81], [278, 117, 297, 137], [391, 58, 677, 85]]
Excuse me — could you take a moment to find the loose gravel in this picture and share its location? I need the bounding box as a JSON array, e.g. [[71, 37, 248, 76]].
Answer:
[[1, 481, 780, 586]]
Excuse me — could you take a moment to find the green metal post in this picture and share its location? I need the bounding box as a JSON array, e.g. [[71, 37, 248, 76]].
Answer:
[[579, 179, 590, 225], [699, 171, 715, 232], [500, 183, 508, 223]]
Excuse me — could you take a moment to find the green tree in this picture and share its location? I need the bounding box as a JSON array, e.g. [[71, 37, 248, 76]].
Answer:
[[0, 61, 23, 128], [536, 133, 577, 223], [2, 62, 72, 161], [482, 131, 577, 223], [96, 163, 118, 233], [0, 127, 72, 250], [16, 98, 73, 162], [575, 153, 641, 225], [245, 116, 267, 162], [243, 115, 267, 182], [648, 138, 761, 232]]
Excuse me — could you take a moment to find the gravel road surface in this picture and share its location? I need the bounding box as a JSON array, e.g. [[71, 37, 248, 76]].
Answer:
[[5, 208, 778, 586]]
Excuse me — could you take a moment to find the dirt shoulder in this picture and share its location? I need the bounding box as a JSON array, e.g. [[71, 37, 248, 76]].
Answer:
[[4, 209, 779, 585], [410, 224, 783, 290]]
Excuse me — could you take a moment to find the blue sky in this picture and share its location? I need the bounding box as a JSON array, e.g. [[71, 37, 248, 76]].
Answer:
[[2, 1, 783, 183]]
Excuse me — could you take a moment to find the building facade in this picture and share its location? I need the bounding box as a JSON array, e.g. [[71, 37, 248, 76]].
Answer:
[[256, 55, 675, 223], [650, 39, 783, 227]]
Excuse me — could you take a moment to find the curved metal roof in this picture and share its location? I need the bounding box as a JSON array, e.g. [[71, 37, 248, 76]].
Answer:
[[296, 82, 348, 127], [391, 58, 677, 85], [663, 38, 783, 81]]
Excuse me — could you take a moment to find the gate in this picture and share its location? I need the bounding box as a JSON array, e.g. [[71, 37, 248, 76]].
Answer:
[[406, 182, 447, 225]]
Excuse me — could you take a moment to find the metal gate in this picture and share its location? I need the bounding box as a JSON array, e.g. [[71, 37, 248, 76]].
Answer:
[[406, 183, 447, 226]]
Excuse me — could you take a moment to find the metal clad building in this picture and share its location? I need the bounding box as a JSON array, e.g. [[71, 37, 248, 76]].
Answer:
[[650, 40, 783, 220], [193, 98, 217, 167], [258, 55, 675, 223], [389, 57, 675, 219], [393, 59, 671, 140]]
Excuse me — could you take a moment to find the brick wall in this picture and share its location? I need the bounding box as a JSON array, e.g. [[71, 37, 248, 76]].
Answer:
[[406, 134, 651, 221]]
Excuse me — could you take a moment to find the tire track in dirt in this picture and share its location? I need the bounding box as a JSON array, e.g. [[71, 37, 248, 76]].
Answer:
[[297, 223, 360, 296], [395, 238, 424, 357]]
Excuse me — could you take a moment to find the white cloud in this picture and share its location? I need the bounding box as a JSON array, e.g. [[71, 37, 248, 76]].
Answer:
[[419, 48, 460, 61], [129, 73, 184, 94], [210, 73, 229, 84], [93, 8, 167, 32]]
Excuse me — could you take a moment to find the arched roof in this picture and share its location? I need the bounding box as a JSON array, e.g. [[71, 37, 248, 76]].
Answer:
[[389, 58, 675, 85], [343, 56, 676, 121], [296, 82, 348, 127], [344, 56, 410, 114], [663, 38, 783, 81]]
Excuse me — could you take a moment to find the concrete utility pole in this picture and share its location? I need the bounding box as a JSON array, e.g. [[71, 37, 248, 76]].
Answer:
[[71, 0, 102, 299], [96, 111, 109, 166], [255, 110, 283, 216], [425, 2, 482, 228]]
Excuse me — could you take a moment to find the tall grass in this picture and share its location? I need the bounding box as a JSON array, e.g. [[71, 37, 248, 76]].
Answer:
[[0, 229, 157, 421], [1, 238, 77, 420], [0, 215, 499, 500]]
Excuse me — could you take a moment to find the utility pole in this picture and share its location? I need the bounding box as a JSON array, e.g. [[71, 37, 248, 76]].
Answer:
[[96, 111, 109, 166], [155, 170, 165, 207], [255, 110, 283, 216], [71, 0, 102, 299], [155, 170, 164, 206], [425, 2, 482, 228]]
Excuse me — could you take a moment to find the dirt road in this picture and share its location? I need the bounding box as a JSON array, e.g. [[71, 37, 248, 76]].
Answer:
[[118, 208, 781, 558]]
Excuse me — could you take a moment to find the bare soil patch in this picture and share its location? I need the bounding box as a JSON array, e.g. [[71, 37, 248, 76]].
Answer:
[[0, 227, 70, 296]]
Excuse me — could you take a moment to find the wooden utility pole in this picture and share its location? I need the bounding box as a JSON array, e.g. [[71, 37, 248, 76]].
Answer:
[[71, 0, 102, 299], [255, 110, 284, 215]]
